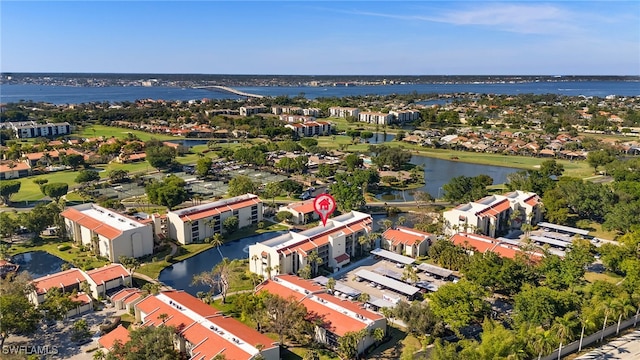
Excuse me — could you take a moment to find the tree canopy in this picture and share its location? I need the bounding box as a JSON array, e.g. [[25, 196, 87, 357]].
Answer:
[[145, 175, 188, 210]]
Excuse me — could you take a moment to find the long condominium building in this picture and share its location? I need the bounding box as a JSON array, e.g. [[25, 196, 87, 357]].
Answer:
[[98, 290, 280, 359], [257, 275, 385, 355], [442, 190, 542, 237], [0, 121, 71, 139], [61, 203, 154, 262], [167, 194, 262, 245], [248, 211, 372, 277]]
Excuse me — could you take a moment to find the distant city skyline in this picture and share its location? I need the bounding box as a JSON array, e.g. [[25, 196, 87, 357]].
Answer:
[[1, 1, 639, 76]]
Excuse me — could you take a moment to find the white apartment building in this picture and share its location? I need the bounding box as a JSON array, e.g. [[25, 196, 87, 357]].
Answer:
[[358, 112, 394, 125], [381, 226, 434, 258], [391, 110, 421, 123], [166, 194, 262, 245], [442, 190, 542, 237], [303, 108, 321, 117], [61, 204, 154, 262], [329, 107, 360, 118], [271, 106, 303, 115], [239, 106, 267, 116], [248, 211, 372, 277], [285, 121, 332, 137], [0, 121, 71, 139]]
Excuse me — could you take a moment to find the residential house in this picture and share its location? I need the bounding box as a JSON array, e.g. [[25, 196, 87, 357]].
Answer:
[[278, 199, 319, 225], [29, 268, 94, 317], [84, 264, 132, 299], [381, 227, 434, 258], [0, 161, 32, 180]]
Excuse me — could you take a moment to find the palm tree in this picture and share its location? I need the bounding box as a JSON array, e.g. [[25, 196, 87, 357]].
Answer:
[[552, 311, 578, 360], [612, 295, 636, 334], [578, 308, 598, 352], [599, 299, 615, 342], [358, 235, 370, 256], [211, 233, 224, 258], [359, 292, 370, 304], [158, 313, 169, 324], [373, 327, 385, 344], [306, 251, 323, 277], [531, 327, 556, 360], [264, 266, 273, 280], [326, 277, 336, 293], [396, 216, 406, 227], [251, 254, 261, 278]]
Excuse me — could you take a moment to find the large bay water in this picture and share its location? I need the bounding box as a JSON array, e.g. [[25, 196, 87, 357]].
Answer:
[[158, 231, 287, 296], [2, 81, 638, 104]]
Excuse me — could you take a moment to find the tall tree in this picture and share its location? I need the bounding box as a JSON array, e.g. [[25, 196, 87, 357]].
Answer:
[[0, 180, 21, 205], [0, 272, 41, 348], [429, 280, 489, 335], [192, 258, 234, 303], [262, 294, 308, 345], [228, 175, 257, 197], [106, 325, 180, 360]]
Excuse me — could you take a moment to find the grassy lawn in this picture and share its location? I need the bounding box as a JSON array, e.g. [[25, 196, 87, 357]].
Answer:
[[584, 271, 623, 284], [573, 220, 619, 240], [119, 313, 135, 329], [5, 237, 110, 270], [368, 325, 422, 360], [78, 125, 177, 141]]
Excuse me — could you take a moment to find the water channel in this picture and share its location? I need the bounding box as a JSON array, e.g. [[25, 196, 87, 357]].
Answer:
[[12, 251, 69, 279], [158, 231, 287, 296]]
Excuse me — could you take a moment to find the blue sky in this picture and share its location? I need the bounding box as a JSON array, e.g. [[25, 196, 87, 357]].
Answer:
[[1, 1, 639, 75]]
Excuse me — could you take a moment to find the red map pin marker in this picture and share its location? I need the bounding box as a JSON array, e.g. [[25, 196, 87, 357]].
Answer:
[[314, 193, 337, 226]]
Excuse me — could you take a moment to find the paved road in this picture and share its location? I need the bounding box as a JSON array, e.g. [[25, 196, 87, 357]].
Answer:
[[575, 329, 640, 360]]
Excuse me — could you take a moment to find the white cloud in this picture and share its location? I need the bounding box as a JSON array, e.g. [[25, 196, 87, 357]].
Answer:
[[348, 3, 585, 35]]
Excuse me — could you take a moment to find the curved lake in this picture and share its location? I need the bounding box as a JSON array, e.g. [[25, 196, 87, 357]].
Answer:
[[12, 251, 68, 279], [158, 231, 287, 296], [376, 155, 519, 201]]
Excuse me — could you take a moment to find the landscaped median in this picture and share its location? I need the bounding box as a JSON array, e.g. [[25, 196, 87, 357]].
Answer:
[[135, 221, 289, 280]]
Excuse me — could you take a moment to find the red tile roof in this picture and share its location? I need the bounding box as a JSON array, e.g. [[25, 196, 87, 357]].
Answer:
[[450, 233, 542, 261], [0, 162, 31, 172], [257, 276, 382, 337], [110, 288, 141, 302], [70, 292, 92, 305], [382, 227, 431, 246], [285, 199, 316, 214], [334, 253, 350, 263], [476, 199, 511, 218], [32, 268, 87, 294], [179, 197, 261, 222], [99, 325, 130, 350], [60, 207, 123, 240], [525, 195, 540, 206], [85, 264, 130, 285], [135, 291, 275, 360]]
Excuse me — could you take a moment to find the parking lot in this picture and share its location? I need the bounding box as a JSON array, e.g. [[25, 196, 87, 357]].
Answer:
[[333, 257, 453, 304], [4, 305, 129, 360]]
